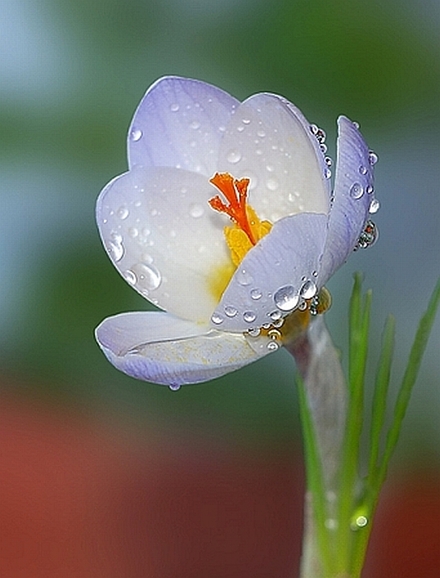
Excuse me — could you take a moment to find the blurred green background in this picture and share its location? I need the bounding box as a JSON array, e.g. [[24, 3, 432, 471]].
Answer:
[[0, 0, 439, 574]]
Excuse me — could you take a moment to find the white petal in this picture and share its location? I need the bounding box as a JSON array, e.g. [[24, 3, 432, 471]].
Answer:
[[217, 93, 330, 222], [96, 311, 267, 386], [318, 116, 377, 284], [211, 213, 328, 332], [97, 166, 232, 323], [128, 76, 239, 175]]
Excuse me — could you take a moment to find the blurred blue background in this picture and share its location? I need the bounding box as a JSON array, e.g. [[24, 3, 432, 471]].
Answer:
[[1, 1, 439, 576]]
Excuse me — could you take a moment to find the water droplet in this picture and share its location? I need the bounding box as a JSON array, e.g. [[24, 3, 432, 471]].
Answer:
[[267, 341, 279, 351], [242, 118, 251, 124], [355, 220, 378, 250], [320, 143, 328, 153], [270, 310, 282, 321], [325, 156, 333, 167], [368, 151, 379, 165], [189, 203, 204, 218], [359, 165, 368, 175], [250, 288, 262, 300], [211, 312, 224, 325], [141, 253, 154, 264], [369, 198, 380, 214], [168, 383, 181, 391], [352, 121, 360, 129], [130, 128, 142, 142], [247, 327, 261, 337], [142, 227, 151, 237], [237, 268, 253, 286], [274, 285, 299, 311], [107, 233, 124, 262], [131, 263, 162, 291], [298, 300, 307, 311], [266, 164, 275, 172], [350, 182, 364, 199], [190, 120, 200, 129], [266, 177, 279, 191], [170, 103, 180, 112], [128, 227, 138, 238], [257, 129, 266, 138], [123, 269, 137, 285], [366, 184, 374, 195], [117, 205, 129, 220], [236, 125, 245, 132], [180, 186, 188, 194], [300, 279, 317, 299], [243, 311, 256, 323], [224, 306, 238, 318], [227, 149, 242, 163], [324, 168, 332, 179]]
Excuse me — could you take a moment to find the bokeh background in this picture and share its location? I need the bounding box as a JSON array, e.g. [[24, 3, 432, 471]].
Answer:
[[1, 0, 439, 576]]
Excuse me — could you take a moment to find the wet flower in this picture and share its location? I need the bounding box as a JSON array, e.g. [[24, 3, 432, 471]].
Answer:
[[95, 76, 378, 387]]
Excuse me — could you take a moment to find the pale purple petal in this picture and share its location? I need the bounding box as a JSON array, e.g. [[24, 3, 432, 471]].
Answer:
[[318, 116, 377, 285], [96, 311, 267, 386], [96, 166, 231, 324], [128, 76, 239, 175], [211, 213, 328, 332], [217, 93, 330, 221]]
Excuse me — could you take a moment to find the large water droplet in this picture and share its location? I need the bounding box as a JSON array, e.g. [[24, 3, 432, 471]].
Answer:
[[123, 269, 137, 285], [236, 268, 253, 286], [274, 285, 299, 311], [300, 280, 317, 299], [243, 311, 256, 323], [250, 288, 262, 300], [224, 306, 238, 318], [368, 151, 379, 165], [350, 182, 364, 199], [117, 205, 129, 220], [227, 149, 242, 163], [107, 233, 124, 262], [189, 203, 204, 218], [130, 128, 142, 142], [211, 312, 224, 325], [131, 263, 162, 291], [369, 198, 380, 214]]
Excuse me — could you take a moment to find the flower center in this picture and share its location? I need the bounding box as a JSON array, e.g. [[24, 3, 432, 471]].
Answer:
[[208, 172, 272, 267]]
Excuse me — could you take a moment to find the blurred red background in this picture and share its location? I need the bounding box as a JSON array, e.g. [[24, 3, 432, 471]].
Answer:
[[1, 386, 439, 578]]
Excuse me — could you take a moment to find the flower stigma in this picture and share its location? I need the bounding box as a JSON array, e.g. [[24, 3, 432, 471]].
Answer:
[[208, 172, 272, 266]]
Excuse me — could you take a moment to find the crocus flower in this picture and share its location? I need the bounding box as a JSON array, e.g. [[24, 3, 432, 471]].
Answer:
[[96, 76, 378, 388]]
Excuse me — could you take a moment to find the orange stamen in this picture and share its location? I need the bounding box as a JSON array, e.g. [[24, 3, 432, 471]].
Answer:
[[209, 172, 257, 245]]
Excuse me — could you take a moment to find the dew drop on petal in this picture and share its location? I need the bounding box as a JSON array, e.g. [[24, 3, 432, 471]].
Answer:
[[269, 310, 282, 321], [274, 285, 299, 311], [366, 185, 374, 195], [242, 118, 251, 125], [350, 182, 364, 199], [107, 233, 124, 262], [211, 312, 224, 325], [247, 328, 261, 337], [168, 383, 181, 391], [190, 120, 200, 129], [131, 263, 162, 291], [227, 149, 242, 163], [117, 205, 129, 220], [257, 129, 266, 137], [224, 306, 238, 318], [237, 268, 253, 286], [243, 310, 257, 323], [368, 151, 379, 165], [359, 165, 368, 176], [300, 279, 317, 299], [369, 199, 380, 214], [324, 168, 332, 179], [267, 341, 279, 351], [189, 203, 204, 218], [123, 269, 137, 285], [250, 288, 262, 300], [128, 227, 138, 238], [170, 103, 180, 112], [130, 128, 142, 142]]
